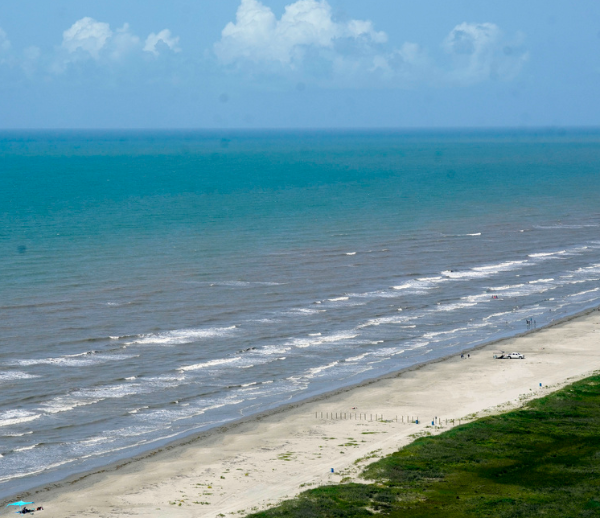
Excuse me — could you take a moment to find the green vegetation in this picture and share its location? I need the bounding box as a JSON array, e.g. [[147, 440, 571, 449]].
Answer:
[[278, 452, 296, 461], [248, 375, 600, 517]]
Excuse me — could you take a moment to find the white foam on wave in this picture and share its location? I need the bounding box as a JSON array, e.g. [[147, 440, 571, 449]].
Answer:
[[0, 410, 41, 427], [78, 436, 113, 446], [256, 345, 292, 355], [484, 311, 514, 321], [349, 289, 402, 299], [43, 375, 187, 413], [405, 340, 430, 350], [357, 314, 415, 328], [284, 308, 326, 316], [535, 224, 599, 230], [461, 293, 495, 303], [179, 357, 241, 372], [41, 397, 104, 415], [178, 352, 291, 372], [570, 263, 600, 275], [568, 287, 600, 298], [289, 331, 358, 349], [442, 260, 527, 280], [0, 371, 39, 382], [0, 458, 73, 484], [433, 301, 478, 312], [73, 384, 144, 400], [305, 361, 339, 377], [418, 276, 445, 282], [369, 346, 406, 359], [564, 246, 590, 255], [129, 406, 149, 415], [529, 243, 593, 260], [345, 353, 370, 362], [489, 284, 525, 291], [556, 264, 600, 287], [346, 252, 357, 256], [529, 251, 566, 258], [128, 326, 236, 346], [13, 444, 38, 453], [424, 327, 469, 340], [467, 279, 557, 301], [181, 348, 288, 372], [328, 296, 349, 302], [133, 395, 245, 428], [8, 353, 137, 368], [211, 280, 284, 287], [392, 279, 436, 293]]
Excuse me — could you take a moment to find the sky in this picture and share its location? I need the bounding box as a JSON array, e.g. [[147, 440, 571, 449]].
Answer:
[[0, 0, 599, 129]]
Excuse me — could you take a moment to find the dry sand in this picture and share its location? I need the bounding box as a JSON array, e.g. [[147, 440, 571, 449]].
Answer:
[[8, 309, 600, 517]]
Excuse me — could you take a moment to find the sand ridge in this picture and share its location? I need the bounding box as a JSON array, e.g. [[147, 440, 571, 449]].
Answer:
[[9, 309, 600, 517]]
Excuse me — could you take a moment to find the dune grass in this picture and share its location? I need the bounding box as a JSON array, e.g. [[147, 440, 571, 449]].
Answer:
[[247, 375, 600, 517]]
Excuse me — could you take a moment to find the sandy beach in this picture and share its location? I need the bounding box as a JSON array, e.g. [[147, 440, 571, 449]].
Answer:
[[7, 308, 600, 518]]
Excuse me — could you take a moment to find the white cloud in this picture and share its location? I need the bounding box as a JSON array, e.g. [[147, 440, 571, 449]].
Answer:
[[110, 23, 142, 59], [53, 18, 181, 73], [215, 0, 387, 65], [0, 27, 11, 66], [23, 46, 40, 60], [62, 17, 113, 58], [0, 28, 11, 52], [370, 42, 432, 82], [21, 45, 41, 76], [214, 2, 527, 88], [442, 22, 528, 84], [347, 20, 387, 44], [144, 29, 181, 56]]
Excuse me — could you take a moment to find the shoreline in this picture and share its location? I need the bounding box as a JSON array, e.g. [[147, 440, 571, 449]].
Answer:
[[4, 304, 600, 515]]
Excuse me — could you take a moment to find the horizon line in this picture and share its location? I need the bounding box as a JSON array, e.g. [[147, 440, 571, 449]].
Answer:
[[1, 126, 600, 132]]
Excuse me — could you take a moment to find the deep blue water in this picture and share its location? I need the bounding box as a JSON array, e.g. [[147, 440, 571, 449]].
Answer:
[[1, 129, 600, 497]]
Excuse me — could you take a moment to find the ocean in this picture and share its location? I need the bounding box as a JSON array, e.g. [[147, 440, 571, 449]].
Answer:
[[1, 129, 600, 498]]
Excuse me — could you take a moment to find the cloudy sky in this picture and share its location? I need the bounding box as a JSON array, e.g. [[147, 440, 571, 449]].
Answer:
[[0, 0, 598, 128]]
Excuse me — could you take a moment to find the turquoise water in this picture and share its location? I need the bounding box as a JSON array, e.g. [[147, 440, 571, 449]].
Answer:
[[1, 129, 600, 497]]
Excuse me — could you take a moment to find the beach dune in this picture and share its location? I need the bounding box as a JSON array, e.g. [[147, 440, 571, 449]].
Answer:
[[11, 309, 600, 518]]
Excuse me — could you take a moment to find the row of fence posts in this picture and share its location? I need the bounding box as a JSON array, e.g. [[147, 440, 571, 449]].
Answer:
[[315, 412, 464, 426]]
